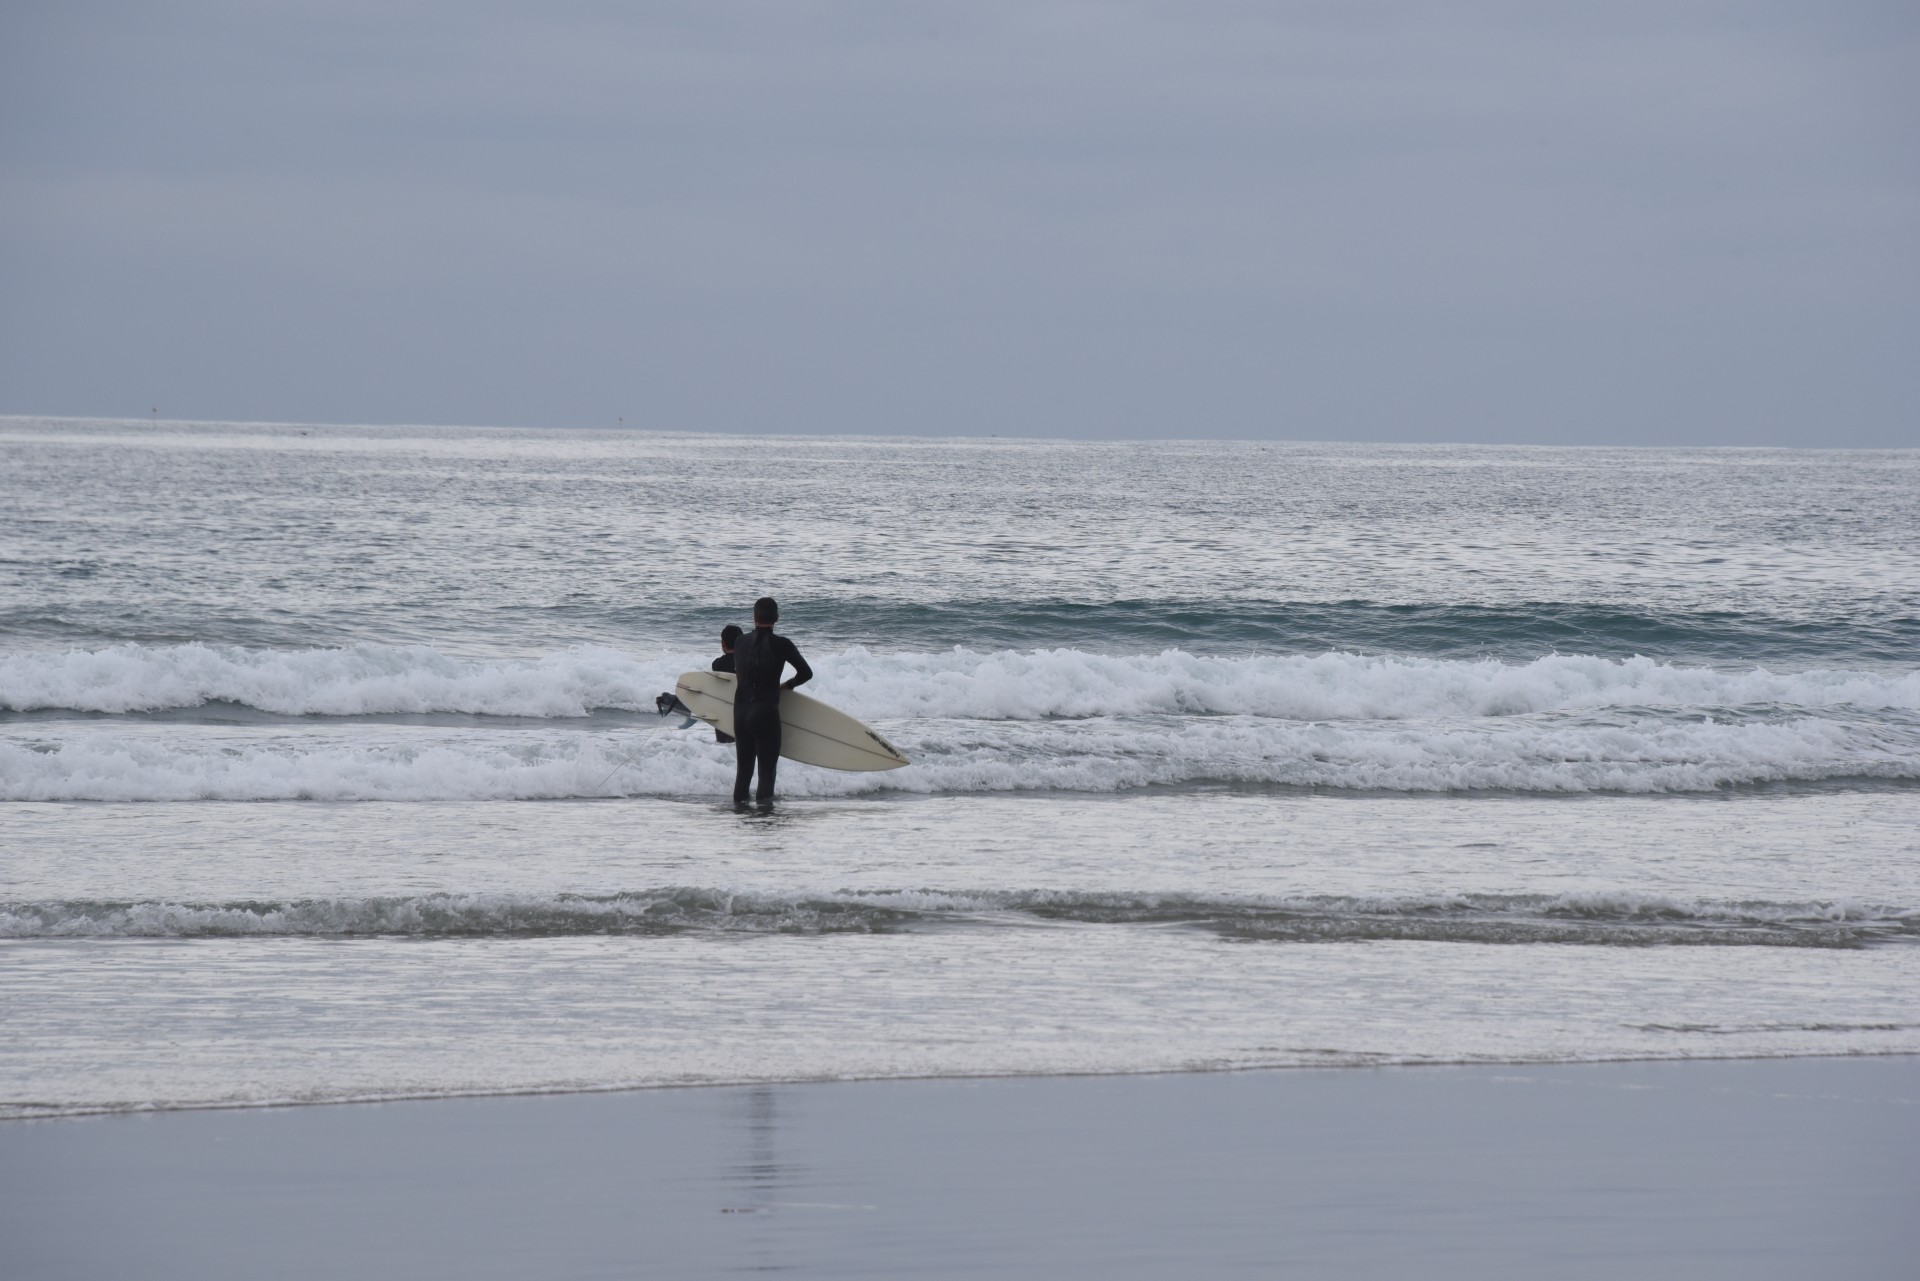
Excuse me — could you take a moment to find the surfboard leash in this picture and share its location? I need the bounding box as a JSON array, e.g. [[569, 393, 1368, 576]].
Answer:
[[591, 698, 699, 794]]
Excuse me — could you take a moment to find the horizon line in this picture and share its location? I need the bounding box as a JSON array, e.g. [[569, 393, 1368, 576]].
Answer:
[[1, 412, 1912, 454]]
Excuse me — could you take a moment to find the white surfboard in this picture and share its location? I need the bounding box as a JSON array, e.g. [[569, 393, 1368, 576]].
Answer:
[[674, 671, 909, 772]]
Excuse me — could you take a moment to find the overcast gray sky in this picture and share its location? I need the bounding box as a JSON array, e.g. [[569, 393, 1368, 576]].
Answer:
[[2, 1, 1914, 444]]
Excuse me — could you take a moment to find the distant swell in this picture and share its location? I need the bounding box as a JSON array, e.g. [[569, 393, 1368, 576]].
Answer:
[[4, 642, 1917, 720], [749, 599, 1920, 667], [5, 889, 1912, 948], [5, 599, 1918, 666]]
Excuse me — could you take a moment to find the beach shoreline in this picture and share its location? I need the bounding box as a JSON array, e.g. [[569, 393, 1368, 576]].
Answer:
[[6, 1046, 1918, 1124]]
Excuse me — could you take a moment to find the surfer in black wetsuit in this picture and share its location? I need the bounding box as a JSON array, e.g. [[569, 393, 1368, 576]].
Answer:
[[711, 624, 741, 744], [732, 597, 811, 806]]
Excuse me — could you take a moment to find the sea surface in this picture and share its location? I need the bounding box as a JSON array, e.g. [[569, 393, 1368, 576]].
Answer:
[[3, 418, 1918, 1117]]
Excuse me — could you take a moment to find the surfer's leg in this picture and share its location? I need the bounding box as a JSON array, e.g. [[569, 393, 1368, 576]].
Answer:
[[732, 718, 757, 804], [755, 712, 781, 804]]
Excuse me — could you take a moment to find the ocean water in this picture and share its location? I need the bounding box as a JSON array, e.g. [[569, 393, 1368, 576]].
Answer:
[[2, 418, 1917, 1117]]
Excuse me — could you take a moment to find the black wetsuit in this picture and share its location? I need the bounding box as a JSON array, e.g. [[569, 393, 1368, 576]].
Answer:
[[711, 652, 735, 744], [731, 627, 812, 804]]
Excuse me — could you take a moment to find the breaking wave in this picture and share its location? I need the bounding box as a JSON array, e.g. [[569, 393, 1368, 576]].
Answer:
[[5, 642, 1915, 799], [5, 888, 1912, 947], [4, 641, 1918, 721]]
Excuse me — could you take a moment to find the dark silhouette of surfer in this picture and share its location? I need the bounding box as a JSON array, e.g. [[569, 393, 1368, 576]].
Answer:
[[711, 624, 741, 744], [732, 597, 811, 806]]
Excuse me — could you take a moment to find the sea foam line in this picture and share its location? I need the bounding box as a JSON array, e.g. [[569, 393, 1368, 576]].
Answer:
[[3, 711, 1916, 801], [4, 889, 1911, 945]]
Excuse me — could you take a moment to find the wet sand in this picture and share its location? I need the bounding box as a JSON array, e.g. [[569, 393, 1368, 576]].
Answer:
[[5, 1057, 1916, 1280]]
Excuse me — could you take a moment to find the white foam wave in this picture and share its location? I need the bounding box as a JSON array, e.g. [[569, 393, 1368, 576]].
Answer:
[[3, 642, 1918, 721], [3, 713, 1914, 801]]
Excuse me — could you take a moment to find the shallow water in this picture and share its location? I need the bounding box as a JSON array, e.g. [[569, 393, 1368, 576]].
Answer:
[[11, 1060, 1916, 1281], [2, 419, 1916, 1115]]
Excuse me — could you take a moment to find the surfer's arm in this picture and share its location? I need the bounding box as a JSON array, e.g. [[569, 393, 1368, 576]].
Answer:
[[779, 638, 813, 691]]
